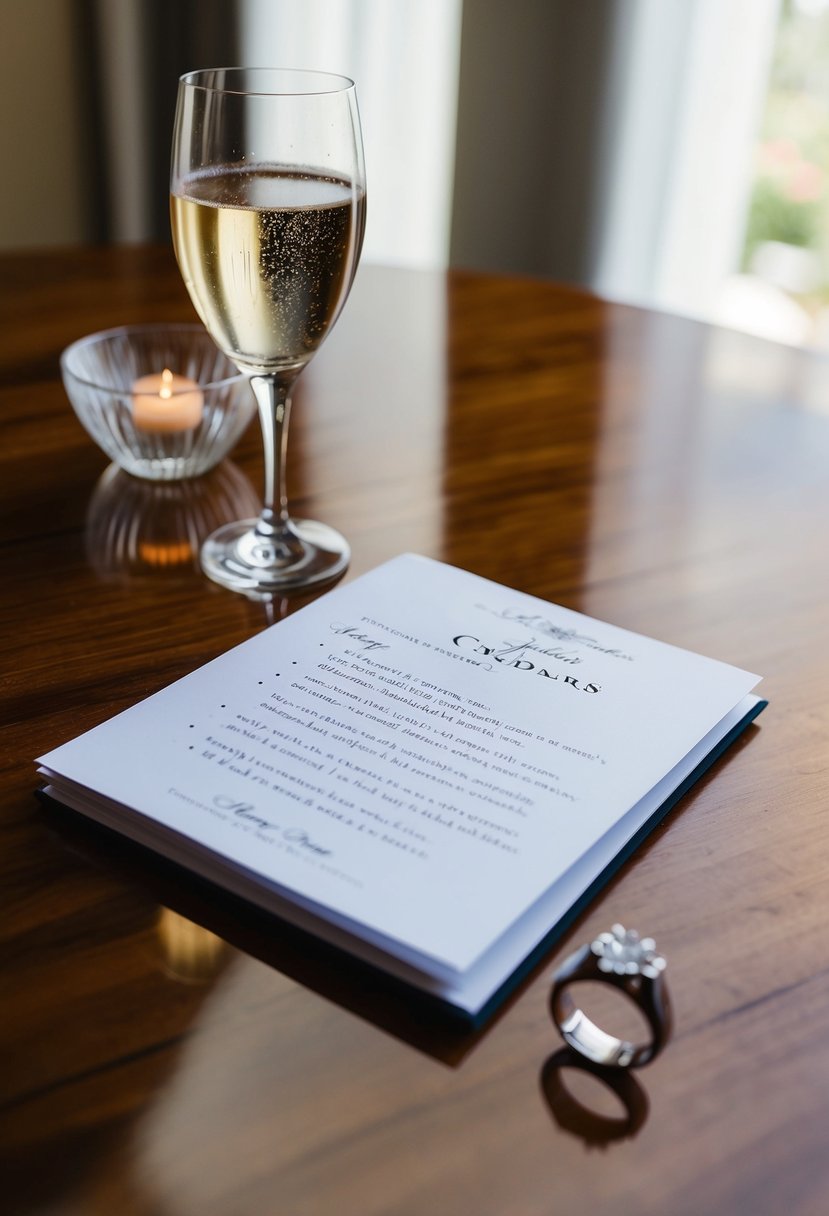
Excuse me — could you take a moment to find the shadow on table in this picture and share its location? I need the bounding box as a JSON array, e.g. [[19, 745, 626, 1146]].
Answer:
[[39, 795, 526, 1067], [540, 1047, 650, 1146]]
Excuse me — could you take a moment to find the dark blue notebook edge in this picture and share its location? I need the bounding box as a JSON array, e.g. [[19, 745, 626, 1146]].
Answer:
[[460, 695, 769, 1027], [38, 698, 767, 1036]]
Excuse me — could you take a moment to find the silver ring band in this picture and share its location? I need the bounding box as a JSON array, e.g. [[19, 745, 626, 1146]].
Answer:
[[550, 925, 671, 1068]]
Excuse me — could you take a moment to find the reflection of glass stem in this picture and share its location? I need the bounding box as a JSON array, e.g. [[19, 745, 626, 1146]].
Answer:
[[262, 596, 291, 627], [157, 908, 227, 984]]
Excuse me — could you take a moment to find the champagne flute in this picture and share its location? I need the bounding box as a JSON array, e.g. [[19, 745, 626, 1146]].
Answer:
[[170, 68, 366, 594]]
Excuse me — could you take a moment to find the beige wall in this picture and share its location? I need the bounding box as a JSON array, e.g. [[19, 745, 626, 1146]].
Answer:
[[0, 0, 89, 249]]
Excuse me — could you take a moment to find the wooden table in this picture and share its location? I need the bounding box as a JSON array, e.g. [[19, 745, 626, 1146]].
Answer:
[[2, 246, 828, 1215]]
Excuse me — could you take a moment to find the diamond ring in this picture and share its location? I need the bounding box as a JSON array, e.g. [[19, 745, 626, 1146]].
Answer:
[[550, 924, 672, 1068]]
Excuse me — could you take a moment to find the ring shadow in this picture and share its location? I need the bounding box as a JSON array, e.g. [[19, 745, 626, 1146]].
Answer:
[[540, 1047, 650, 1146]]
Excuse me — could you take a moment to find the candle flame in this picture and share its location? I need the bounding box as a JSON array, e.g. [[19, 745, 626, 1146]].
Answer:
[[160, 368, 174, 400]]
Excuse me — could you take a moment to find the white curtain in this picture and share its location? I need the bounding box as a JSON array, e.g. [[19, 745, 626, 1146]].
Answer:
[[593, 0, 781, 318], [451, 0, 781, 324], [239, 0, 463, 268]]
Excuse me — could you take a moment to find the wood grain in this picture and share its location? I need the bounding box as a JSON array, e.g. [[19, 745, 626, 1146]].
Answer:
[[2, 246, 827, 1215]]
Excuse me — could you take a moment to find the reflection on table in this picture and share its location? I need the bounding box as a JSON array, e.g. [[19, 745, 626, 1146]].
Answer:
[[85, 461, 260, 583], [3, 249, 829, 1216]]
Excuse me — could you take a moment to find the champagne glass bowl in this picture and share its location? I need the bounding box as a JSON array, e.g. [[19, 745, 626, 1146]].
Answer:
[[170, 67, 366, 594], [61, 324, 256, 481]]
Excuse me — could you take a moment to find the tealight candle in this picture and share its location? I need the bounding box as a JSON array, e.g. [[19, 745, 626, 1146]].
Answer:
[[131, 368, 204, 433]]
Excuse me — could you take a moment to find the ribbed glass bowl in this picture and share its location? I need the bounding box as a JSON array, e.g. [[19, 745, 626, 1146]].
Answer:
[[60, 324, 256, 480]]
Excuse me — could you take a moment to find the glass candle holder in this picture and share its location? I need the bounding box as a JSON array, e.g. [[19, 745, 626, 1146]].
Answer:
[[60, 324, 257, 481]]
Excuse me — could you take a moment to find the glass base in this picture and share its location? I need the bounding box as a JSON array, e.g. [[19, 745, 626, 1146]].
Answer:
[[200, 517, 350, 595]]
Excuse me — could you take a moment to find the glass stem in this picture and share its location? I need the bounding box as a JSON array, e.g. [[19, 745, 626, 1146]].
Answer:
[[251, 373, 297, 542]]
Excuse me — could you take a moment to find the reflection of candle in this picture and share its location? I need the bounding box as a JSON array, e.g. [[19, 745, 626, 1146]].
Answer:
[[157, 908, 227, 983], [131, 368, 204, 433], [137, 539, 194, 566]]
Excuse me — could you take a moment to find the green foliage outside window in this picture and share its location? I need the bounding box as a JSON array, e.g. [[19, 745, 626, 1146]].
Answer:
[[742, 1, 829, 296]]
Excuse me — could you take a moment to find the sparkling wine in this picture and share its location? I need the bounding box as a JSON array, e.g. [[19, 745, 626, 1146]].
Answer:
[[171, 167, 365, 375]]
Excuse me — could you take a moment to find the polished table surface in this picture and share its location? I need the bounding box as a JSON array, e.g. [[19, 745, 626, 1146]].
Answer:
[[2, 246, 829, 1215]]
